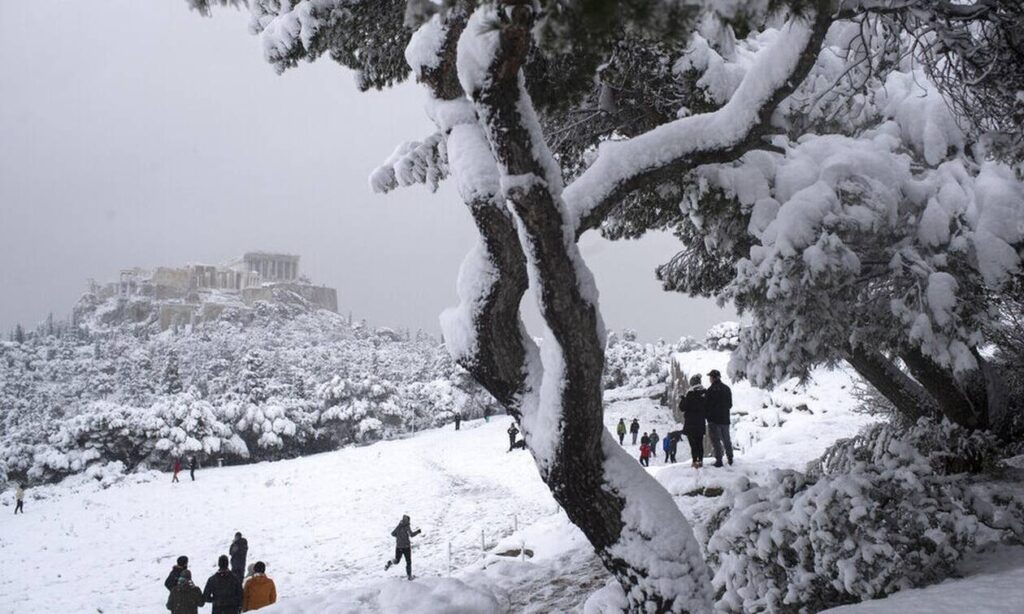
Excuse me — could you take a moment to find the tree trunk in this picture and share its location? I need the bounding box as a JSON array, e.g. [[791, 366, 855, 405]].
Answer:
[[900, 347, 988, 430], [404, 3, 835, 610], [844, 346, 938, 425]]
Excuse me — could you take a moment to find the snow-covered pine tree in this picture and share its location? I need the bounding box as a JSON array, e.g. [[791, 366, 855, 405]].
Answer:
[[188, 0, 1023, 610], [163, 349, 183, 395]]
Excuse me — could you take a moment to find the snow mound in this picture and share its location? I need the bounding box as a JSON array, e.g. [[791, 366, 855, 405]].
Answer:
[[266, 577, 502, 614]]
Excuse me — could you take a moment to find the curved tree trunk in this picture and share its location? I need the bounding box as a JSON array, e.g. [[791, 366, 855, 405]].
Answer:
[[399, 2, 834, 610]]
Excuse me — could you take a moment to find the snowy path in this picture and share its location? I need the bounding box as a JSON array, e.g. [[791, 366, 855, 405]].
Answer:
[[0, 417, 555, 613]]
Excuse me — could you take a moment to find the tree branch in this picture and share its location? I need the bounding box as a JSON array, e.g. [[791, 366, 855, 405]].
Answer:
[[567, 2, 836, 239]]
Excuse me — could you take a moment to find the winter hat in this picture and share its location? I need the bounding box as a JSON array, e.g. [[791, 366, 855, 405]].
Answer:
[[176, 555, 189, 568], [254, 561, 266, 574], [689, 374, 702, 386], [218, 555, 229, 570]]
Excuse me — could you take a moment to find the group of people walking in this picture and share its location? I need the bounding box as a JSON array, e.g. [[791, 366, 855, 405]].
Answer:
[[616, 368, 735, 469], [164, 532, 276, 613]]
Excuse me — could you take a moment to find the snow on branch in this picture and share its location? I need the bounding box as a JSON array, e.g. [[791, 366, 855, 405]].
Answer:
[[565, 6, 834, 237], [369, 133, 448, 194]]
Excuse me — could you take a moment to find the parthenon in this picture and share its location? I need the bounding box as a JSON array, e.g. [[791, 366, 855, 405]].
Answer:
[[239, 252, 300, 282]]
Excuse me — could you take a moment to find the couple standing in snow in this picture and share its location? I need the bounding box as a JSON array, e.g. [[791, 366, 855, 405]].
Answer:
[[678, 369, 734, 468]]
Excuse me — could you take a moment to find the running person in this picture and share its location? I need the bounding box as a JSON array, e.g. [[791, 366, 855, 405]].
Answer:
[[384, 514, 422, 580]]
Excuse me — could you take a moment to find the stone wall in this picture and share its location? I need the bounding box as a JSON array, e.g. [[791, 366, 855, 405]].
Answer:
[[242, 283, 338, 313]]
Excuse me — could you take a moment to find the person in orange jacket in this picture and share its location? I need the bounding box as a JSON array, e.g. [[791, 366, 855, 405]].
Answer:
[[242, 561, 276, 612]]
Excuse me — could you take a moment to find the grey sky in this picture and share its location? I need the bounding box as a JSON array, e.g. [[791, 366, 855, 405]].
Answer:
[[0, 0, 736, 341]]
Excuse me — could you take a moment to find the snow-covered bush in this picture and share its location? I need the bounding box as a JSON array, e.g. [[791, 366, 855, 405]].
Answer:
[[705, 419, 1023, 612], [704, 322, 740, 351], [602, 333, 673, 391], [0, 300, 505, 484]]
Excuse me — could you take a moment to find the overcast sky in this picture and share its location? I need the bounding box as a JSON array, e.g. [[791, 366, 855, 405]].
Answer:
[[0, 0, 737, 341]]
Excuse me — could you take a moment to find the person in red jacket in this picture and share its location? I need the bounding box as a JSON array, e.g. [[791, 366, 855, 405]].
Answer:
[[639, 442, 651, 467], [172, 458, 181, 483]]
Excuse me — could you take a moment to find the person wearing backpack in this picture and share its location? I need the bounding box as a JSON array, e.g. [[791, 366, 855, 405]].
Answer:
[[164, 555, 190, 591], [167, 569, 204, 614], [204, 555, 243, 614]]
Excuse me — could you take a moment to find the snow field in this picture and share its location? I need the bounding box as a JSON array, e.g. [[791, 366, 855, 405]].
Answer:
[[3, 353, 1019, 613], [0, 418, 556, 613]]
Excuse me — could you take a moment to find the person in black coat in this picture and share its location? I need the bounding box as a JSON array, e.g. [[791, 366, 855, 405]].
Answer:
[[705, 369, 734, 467], [167, 569, 204, 614], [203, 555, 243, 614], [385, 514, 422, 580], [164, 555, 189, 591], [229, 532, 248, 583], [679, 374, 707, 468], [629, 418, 640, 445], [189, 457, 198, 481], [507, 423, 520, 451]]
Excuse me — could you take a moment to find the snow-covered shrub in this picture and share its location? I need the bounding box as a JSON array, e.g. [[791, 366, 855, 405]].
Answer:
[[705, 419, 1023, 612], [704, 321, 740, 351], [675, 336, 704, 352], [603, 333, 673, 391]]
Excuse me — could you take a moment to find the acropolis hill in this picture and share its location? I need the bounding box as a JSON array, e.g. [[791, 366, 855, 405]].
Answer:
[[79, 251, 338, 330]]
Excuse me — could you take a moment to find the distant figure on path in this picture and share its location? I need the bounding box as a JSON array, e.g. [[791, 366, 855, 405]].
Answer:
[[629, 418, 640, 445], [640, 432, 649, 447], [706, 369, 734, 467], [507, 423, 520, 451], [172, 458, 181, 483], [189, 456, 198, 481], [648, 430, 660, 462], [616, 419, 627, 445], [13, 484, 24, 514], [164, 555, 190, 591], [384, 514, 422, 580], [204, 555, 243, 614], [639, 442, 651, 467], [483, 407, 491, 423], [454, 411, 462, 431], [662, 433, 671, 462], [242, 561, 277, 612], [166, 569, 204, 614], [680, 375, 707, 468], [230, 532, 248, 583]]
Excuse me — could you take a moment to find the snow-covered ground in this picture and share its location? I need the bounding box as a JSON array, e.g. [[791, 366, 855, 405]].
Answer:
[[1, 353, 1019, 613]]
